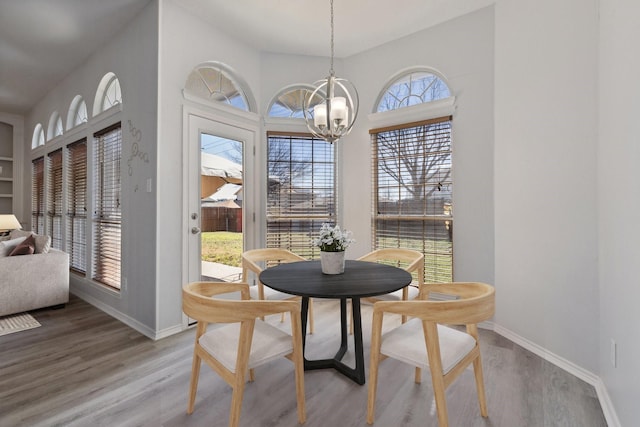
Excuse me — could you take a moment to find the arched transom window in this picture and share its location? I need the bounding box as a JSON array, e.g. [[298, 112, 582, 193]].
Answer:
[[370, 67, 454, 283], [267, 86, 322, 119], [67, 95, 88, 130], [32, 124, 45, 149], [185, 63, 250, 111], [375, 70, 451, 113], [47, 111, 63, 141], [93, 72, 122, 116]]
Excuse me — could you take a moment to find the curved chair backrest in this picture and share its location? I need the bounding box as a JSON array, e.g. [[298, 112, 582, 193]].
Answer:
[[182, 281, 299, 324], [242, 248, 306, 280], [358, 248, 424, 285], [374, 282, 495, 325]]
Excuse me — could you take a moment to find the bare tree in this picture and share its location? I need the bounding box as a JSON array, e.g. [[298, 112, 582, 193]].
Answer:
[[267, 137, 312, 189], [376, 74, 451, 202], [376, 122, 451, 201]]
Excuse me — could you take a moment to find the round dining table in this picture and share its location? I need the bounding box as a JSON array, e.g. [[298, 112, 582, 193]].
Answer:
[[259, 259, 412, 385]]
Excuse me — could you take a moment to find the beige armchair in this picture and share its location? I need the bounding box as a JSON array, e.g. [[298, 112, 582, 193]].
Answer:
[[367, 282, 495, 427], [182, 281, 306, 427], [349, 248, 424, 333], [242, 248, 314, 334]]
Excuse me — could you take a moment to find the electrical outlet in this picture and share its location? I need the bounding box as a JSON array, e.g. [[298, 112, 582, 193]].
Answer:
[[610, 339, 617, 368]]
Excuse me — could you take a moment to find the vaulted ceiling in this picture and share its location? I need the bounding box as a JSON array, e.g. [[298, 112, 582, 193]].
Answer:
[[0, 0, 491, 114]]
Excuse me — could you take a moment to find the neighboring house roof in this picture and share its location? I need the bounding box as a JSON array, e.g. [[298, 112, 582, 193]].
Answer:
[[202, 183, 242, 202], [201, 152, 242, 183]]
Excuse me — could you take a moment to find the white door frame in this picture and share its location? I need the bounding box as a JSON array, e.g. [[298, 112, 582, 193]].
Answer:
[[182, 105, 260, 326]]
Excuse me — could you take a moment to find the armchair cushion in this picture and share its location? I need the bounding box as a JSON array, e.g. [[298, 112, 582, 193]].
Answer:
[[198, 320, 294, 372], [370, 285, 420, 301], [249, 285, 296, 301], [380, 318, 476, 374]]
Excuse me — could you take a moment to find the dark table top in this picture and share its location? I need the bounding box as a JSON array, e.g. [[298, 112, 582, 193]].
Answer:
[[259, 260, 412, 299]]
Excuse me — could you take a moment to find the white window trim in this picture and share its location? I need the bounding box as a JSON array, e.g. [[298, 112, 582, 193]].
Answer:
[[368, 96, 456, 129], [182, 91, 260, 124]]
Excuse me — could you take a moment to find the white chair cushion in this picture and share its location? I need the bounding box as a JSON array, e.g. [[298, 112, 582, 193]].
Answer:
[[249, 285, 295, 301], [199, 320, 293, 372], [372, 286, 420, 301], [380, 318, 476, 374]]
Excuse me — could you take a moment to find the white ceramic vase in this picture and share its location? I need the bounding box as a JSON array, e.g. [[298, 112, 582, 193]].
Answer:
[[320, 250, 345, 274]]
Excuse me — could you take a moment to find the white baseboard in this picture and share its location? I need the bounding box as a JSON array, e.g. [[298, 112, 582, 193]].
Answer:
[[493, 324, 620, 427], [593, 377, 621, 427], [154, 324, 183, 340], [71, 288, 157, 340]]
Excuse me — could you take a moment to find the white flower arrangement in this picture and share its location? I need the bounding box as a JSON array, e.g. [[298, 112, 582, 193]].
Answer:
[[312, 223, 355, 252]]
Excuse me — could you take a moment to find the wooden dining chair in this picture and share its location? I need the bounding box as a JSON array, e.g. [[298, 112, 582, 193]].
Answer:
[[349, 248, 424, 333], [182, 281, 306, 427], [367, 282, 495, 427], [242, 248, 314, 334]]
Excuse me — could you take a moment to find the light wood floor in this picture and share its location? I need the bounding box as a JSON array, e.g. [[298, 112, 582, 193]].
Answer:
[[0, 295, 607, 427]]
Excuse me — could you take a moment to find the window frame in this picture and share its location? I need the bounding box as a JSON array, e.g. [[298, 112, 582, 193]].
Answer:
[[265, 131, 338, 259], [47, 148, 64, 249], [66, 138, 87, 274], [31, 157, 45, 234], [370, 116, 454, 283], [92, 122, 122, 290]]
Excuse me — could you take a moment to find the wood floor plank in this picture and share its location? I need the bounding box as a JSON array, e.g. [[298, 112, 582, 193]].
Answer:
[[0, 295, 607, 427]]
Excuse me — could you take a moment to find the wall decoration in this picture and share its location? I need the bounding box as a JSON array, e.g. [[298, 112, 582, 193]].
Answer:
[[127, 119, 149, 177]]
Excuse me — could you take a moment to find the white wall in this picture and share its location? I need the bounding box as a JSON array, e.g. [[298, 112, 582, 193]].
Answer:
[[598, 0, 640, 424], [22, 1, 159, 332], [343, 7, 495, 287], [156, 4, 496, 330], [494, 0, 599, 373], [156, 0, 262, 331], [14, 2, 639, 421]]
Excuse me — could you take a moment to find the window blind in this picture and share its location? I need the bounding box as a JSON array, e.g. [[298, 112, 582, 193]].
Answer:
[[66, 139, 87, 274], [93, 124, 121, 289], [47, 149, 63, 249], [31, 157, 44, 233], [371, 116, 453, 282], [266, 132, 336, 259]]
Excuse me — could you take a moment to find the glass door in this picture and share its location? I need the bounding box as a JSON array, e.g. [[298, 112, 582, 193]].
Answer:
[[186, 114, 254, 289], [199, 133, 243, 282]]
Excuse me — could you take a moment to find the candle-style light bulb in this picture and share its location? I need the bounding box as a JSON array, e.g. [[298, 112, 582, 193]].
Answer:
[[314, 104, 327, 128]]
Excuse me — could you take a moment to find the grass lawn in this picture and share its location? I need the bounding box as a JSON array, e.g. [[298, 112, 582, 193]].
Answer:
[[201, 231, 243, 267], [200, 231, 452, 282]]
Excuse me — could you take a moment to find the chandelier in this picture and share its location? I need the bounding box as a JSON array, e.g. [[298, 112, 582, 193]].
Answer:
[[304, 0, 359, 143]]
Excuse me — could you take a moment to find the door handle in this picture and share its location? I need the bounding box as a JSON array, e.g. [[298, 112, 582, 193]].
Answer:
[[191, 226, 201, 234]]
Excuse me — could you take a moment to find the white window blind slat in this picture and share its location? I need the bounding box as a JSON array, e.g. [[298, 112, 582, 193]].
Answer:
[[66, 139, 87, 274], [93, 124, 122, 289], [31, 157, 44, 233], [47, 149, 63, 249], [266, 134, 336, 259], [372, 117, 453, 283]]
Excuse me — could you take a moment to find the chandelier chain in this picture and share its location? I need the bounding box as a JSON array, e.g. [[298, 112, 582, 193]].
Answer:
[[303, 0, 358, 143], [330, 0, 334, 74]]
